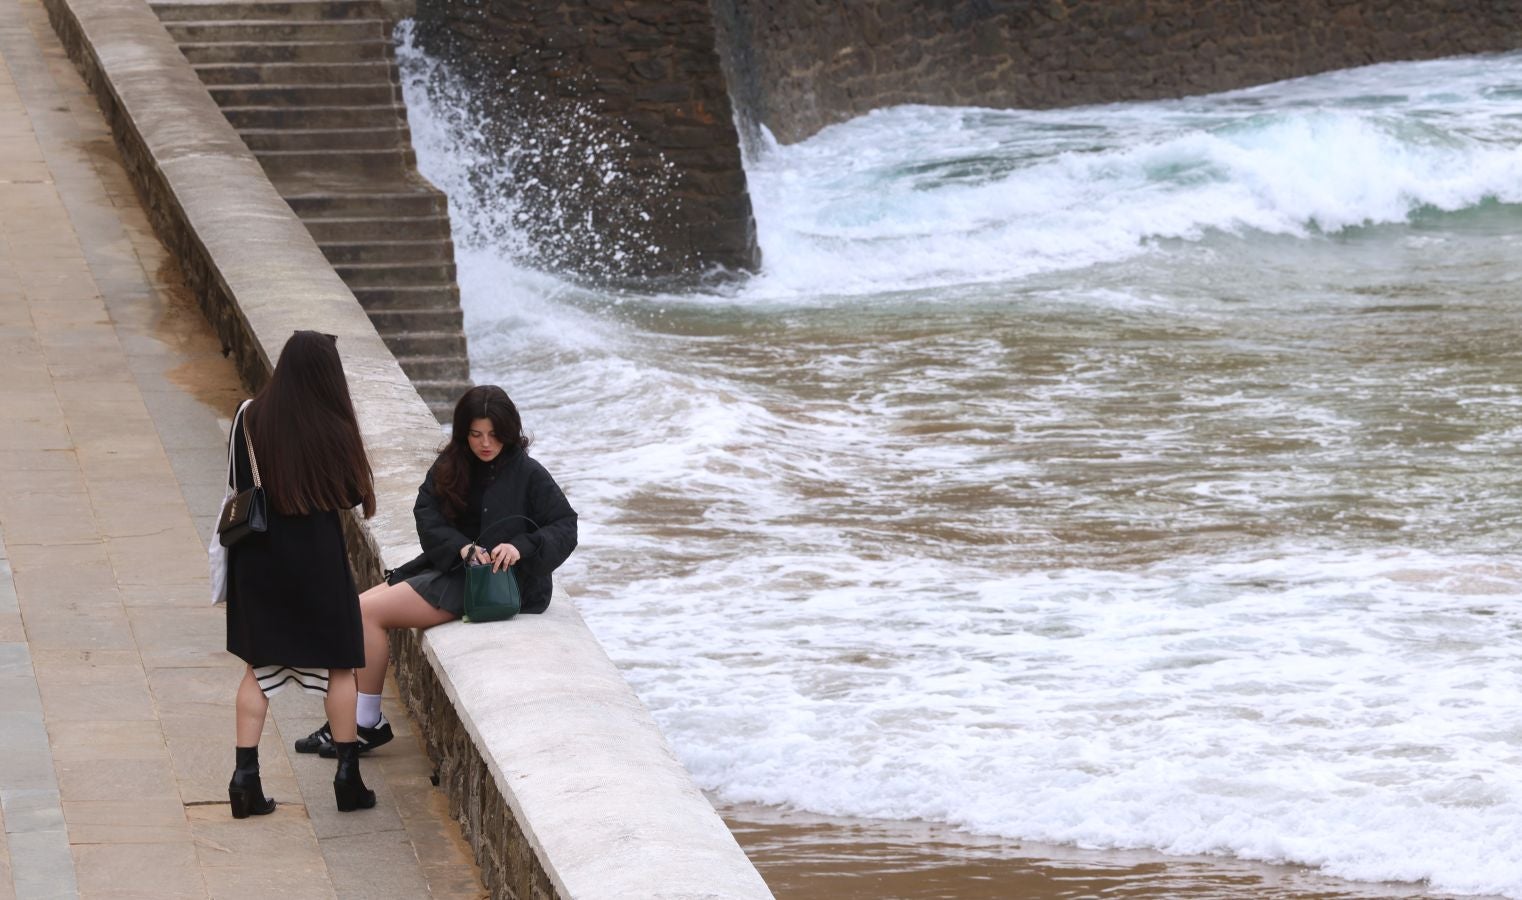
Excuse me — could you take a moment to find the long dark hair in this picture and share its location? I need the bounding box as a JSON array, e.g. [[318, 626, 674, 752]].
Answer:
[[247, 331, 376, 518], [433, 385, 531, 523]]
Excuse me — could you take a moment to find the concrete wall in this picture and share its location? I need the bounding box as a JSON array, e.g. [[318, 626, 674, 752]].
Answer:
[[409, 0, 760, 282], [41, 1, 773, 897], [713, 0, 1522, 144]]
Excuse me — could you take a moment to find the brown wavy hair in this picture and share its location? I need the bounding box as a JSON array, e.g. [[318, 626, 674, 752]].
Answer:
[[246, 331, 375, 518], [433, 385, 531, 524]]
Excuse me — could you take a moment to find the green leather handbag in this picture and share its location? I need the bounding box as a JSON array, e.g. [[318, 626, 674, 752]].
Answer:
[[461, 516, 537, 624], [463, 557, 520, 623]]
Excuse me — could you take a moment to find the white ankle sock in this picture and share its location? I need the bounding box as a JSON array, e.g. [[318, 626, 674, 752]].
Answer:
[[356, 692, 383, 729]]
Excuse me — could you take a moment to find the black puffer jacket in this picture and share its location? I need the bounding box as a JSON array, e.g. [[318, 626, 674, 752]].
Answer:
[[387, 448, 578, 614]]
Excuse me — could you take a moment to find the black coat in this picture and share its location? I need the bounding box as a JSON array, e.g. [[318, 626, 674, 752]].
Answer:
[[225, 414, 366, 669], [387, 448, 577, 615]]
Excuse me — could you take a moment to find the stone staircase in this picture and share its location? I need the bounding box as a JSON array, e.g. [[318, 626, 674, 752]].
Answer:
[[150, 0, 471, 420]]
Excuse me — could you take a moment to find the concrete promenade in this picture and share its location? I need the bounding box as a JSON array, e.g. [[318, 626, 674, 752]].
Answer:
[[0, 1, 485, 896]]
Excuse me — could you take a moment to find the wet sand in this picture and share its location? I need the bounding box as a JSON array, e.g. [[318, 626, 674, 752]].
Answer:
[[719, 804, 1488, 900]]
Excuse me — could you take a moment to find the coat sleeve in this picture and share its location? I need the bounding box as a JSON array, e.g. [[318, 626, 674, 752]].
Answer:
[[415, 464, 472, 572], [508, 462, 578, 577]]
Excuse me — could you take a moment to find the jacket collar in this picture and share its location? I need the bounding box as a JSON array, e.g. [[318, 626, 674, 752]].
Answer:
[[472, 446, 522, 473]]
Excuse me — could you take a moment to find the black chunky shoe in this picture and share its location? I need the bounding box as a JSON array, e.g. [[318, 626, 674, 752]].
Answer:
[[332, 741, 377, 812], [294, 721, 332, 755], [228, 746, 277, 819], [318, 714, 393, 758]]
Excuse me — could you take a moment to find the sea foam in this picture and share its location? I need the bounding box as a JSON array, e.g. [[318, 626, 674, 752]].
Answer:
[[740, 82, 1522, 298]]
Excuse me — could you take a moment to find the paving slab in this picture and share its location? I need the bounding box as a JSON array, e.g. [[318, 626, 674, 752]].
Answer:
[[0, 804, 14, 900], [0, 2, 486, 897]]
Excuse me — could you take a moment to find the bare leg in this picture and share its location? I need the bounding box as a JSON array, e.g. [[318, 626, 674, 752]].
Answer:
[[326, 668, 358, 743], [231, 667, 277, 818], [355, 581, 456, 696], [328, 666, 376, 812], [235, 667, 268, 746]]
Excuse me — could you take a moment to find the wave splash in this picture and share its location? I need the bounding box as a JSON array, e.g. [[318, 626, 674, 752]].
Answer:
[[743, 54, 1522, 297], [394, 22, 683, 281]]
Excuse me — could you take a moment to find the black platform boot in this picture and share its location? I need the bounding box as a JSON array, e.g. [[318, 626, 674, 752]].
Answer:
[[332, 741, 377, 812], [228, 746, 277, 819]]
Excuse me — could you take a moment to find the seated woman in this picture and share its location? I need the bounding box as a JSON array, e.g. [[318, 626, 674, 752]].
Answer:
[[294, 384, 579, 754]]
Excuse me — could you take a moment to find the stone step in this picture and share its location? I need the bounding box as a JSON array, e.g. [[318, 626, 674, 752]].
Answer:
[[335, 260, 457, 287], [366, 307, 465, 333], [252, 147, 413, 179], [240, 126, 408, 152], [414, 378, 474, 398], [286, 190, 445, 218], [193, 60, 396, 86], [302, 213, 449, 242], [397, 355, 472, 382], [320, 239, 453, 264], [151, 1, 469, 421], [381, 331, 469, 358], [350, 284, 461, 310], [413, 378, 475, 416], [223, 103, 402, 130], [165, 20, 387, 44], [151, 1, 389, 22], [209, 82, 398, 107], [178, 39, 394, 65]]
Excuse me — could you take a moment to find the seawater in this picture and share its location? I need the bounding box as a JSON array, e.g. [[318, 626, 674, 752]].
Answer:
[[397, 33, 1522, 897]]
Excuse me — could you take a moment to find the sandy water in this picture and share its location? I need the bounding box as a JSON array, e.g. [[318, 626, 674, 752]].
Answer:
[[398, 36, 1522, 897], [720, 803, 1500, 899]]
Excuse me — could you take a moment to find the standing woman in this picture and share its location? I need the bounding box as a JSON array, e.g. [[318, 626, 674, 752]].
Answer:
[[294, 384, 577, 756], [224, 330, 378, 817]]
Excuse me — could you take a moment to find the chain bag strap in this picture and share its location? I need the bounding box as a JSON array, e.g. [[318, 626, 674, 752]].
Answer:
[[243, 406, 262, 491]]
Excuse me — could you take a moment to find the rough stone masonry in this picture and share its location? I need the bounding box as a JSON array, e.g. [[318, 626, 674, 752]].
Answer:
[[711, 0, 1522, 144], [409, 0, 760, 282]]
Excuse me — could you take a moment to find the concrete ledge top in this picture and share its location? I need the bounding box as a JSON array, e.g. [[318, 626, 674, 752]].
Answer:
[[53, 0, 773, 896], [426, 605, 774, 898]]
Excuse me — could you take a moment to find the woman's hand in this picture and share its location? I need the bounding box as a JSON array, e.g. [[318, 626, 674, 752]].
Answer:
[[489, 542, 521, 573], [460, 544, 489, 565]]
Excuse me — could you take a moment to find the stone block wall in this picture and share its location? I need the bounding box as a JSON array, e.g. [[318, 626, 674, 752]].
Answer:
[[410, 0, 760, 282], [713, 0, 1522, 144], [341, 522, 547, 896], [389, 629, 560, 900]]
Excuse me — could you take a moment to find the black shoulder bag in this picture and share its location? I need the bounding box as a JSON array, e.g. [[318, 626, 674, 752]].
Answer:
[[216, 402, 268, 547]]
